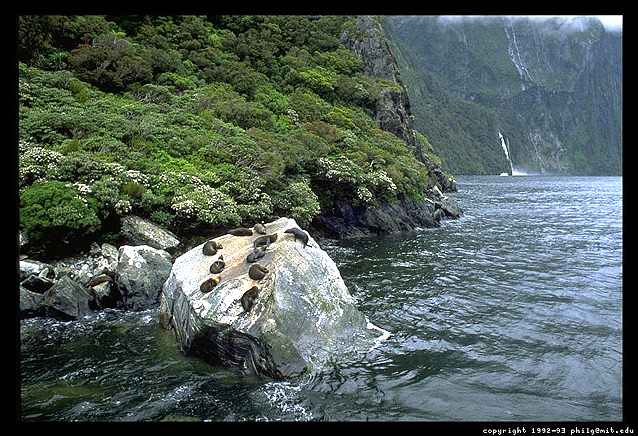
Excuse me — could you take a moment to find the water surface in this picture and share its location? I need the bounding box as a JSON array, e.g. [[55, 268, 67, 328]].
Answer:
[[20, 176, 623, 421]]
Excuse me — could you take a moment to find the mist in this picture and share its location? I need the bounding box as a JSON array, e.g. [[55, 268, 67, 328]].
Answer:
[[434, 15, 622, 33]]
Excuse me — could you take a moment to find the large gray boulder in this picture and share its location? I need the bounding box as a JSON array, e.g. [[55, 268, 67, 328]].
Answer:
[[159, 217, 389, 379], [43, 275, 93, 320], [116, 245, 173, 310], [121, 215, 180, 252]]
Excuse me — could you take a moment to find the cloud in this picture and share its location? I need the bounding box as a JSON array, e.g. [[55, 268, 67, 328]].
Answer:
[[435, 15, 622, 32]]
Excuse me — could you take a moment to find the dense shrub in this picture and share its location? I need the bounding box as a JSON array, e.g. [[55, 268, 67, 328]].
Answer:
[[68, 33, 153, 91], [18, 15, 450, 247], [20, 180, 101, 247]]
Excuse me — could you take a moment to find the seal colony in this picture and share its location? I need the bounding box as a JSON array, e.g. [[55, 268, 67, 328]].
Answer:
[[159, 217, 392, 379], [196, 223, 314, 313]]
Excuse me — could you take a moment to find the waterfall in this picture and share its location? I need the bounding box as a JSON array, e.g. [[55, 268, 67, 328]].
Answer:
[[498, 130, 514, 175]]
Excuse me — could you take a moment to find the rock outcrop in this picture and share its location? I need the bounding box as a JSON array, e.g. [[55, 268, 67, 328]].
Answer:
[[121, 215, 181, 253], [43, 275, 93, 320], [314, 195, 439, 238], [159, 218, 388, 378], [19, 241, 173, 319], [115, 245, 173, 310]]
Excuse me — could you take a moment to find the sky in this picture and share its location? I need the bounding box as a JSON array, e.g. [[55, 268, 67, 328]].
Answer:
[[528, 15, 622, 31], [437, 15, 622, 32]]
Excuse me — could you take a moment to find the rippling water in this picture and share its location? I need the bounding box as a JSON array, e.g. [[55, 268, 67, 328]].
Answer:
[[20, 176, 623, 421]]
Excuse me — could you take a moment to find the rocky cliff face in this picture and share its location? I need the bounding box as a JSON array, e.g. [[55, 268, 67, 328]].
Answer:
[[340, 16, 457, 190], [384, 16, 622, 175]]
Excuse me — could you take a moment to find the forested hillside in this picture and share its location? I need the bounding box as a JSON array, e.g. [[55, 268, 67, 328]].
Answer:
[[18, 15, 451, 255], [384, 16, 622, 175]]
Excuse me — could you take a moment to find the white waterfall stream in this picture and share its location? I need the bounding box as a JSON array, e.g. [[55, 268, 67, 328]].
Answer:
[[499, 130, 514, 175]]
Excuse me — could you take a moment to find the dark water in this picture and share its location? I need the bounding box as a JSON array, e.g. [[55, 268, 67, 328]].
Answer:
[[20, 176, 623, 421]]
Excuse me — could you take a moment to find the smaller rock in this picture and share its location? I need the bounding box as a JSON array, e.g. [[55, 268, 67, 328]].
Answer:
[[89, 281, 117, 309], [43, 275, 93, 320], [439, 197, 462, 219], [121, 215, 180, 253], [19, 231, 29, 248], [21, 274, 55, 294], [20, 260, 54, 281], [89, 242, 102, 256], [115, 245, 173, 310], [20, 286, 46, 319]]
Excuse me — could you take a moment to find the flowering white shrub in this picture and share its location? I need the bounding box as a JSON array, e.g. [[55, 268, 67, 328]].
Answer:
[[19, 146, 64, 186], [124, 169, 150, 187], [355, 186, 374, 204], [365, 169, 398, 194], [171, 184, 241, 226], [340, 130, 358, 147], [287, 108, 300, 126], [114, 199, 132, 215], [317, 156, 361, 185], [272, 179, 320, 226]]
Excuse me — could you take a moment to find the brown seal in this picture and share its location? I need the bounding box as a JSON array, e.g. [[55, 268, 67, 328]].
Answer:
[[253, 233, 278, 249], [284, 227, 311, 248], [248, 263, 268, 281], [241, 286, 260, 312], [209, 256, 225, 274], [246, 246, 266, 263], [229, 227, 253, 236], [200, 276, 220, 293], [202, 240, 222, 256]]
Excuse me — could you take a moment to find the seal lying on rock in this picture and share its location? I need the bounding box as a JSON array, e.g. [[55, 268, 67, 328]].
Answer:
[[202, 240, 222, 256], [254, 233, 278, 249], [240, 286, 260, 312], [209, 256, 225, 274], [254, 223, 267, 235], [200, 276, 220, 293], [229, 228, 253, 237], [246, 246, 266, 263], [248, 264, 268, 281], [284, 227, 311, 248]]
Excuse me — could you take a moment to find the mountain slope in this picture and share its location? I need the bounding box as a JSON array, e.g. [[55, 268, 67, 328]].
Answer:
[[384, 15, 622, 175]]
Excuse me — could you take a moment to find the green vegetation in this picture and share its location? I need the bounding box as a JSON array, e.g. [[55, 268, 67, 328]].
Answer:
[[18, 15, 437, 247]]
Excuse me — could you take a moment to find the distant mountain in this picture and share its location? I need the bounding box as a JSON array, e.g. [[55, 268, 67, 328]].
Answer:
[[384, 16, 622, 175]]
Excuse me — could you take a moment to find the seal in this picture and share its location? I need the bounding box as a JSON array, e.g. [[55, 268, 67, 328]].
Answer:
[[241, 286, 260, 312], [284, 227, 311, 248], [209, 257, 226, 274], [248, 263, 268, 281], [229, 227, 253, 236], [254, 222, 267, 235], [202, 240, 222, 256], [200, 276, 220, 293], [253, 233, 278, 249], [246, 246, 266, 263]]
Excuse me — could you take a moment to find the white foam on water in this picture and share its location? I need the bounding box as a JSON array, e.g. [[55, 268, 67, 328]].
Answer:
[[366, 320, 391, 352], [261, 382, 314, 421]]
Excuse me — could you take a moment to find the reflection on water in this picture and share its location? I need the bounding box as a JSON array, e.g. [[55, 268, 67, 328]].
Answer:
[[20, 176, 622, 421]]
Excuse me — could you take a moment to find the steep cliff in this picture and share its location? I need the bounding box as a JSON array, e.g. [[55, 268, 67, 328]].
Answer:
[[341, 16, 457, 191], [384, 16, 622, 175]]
